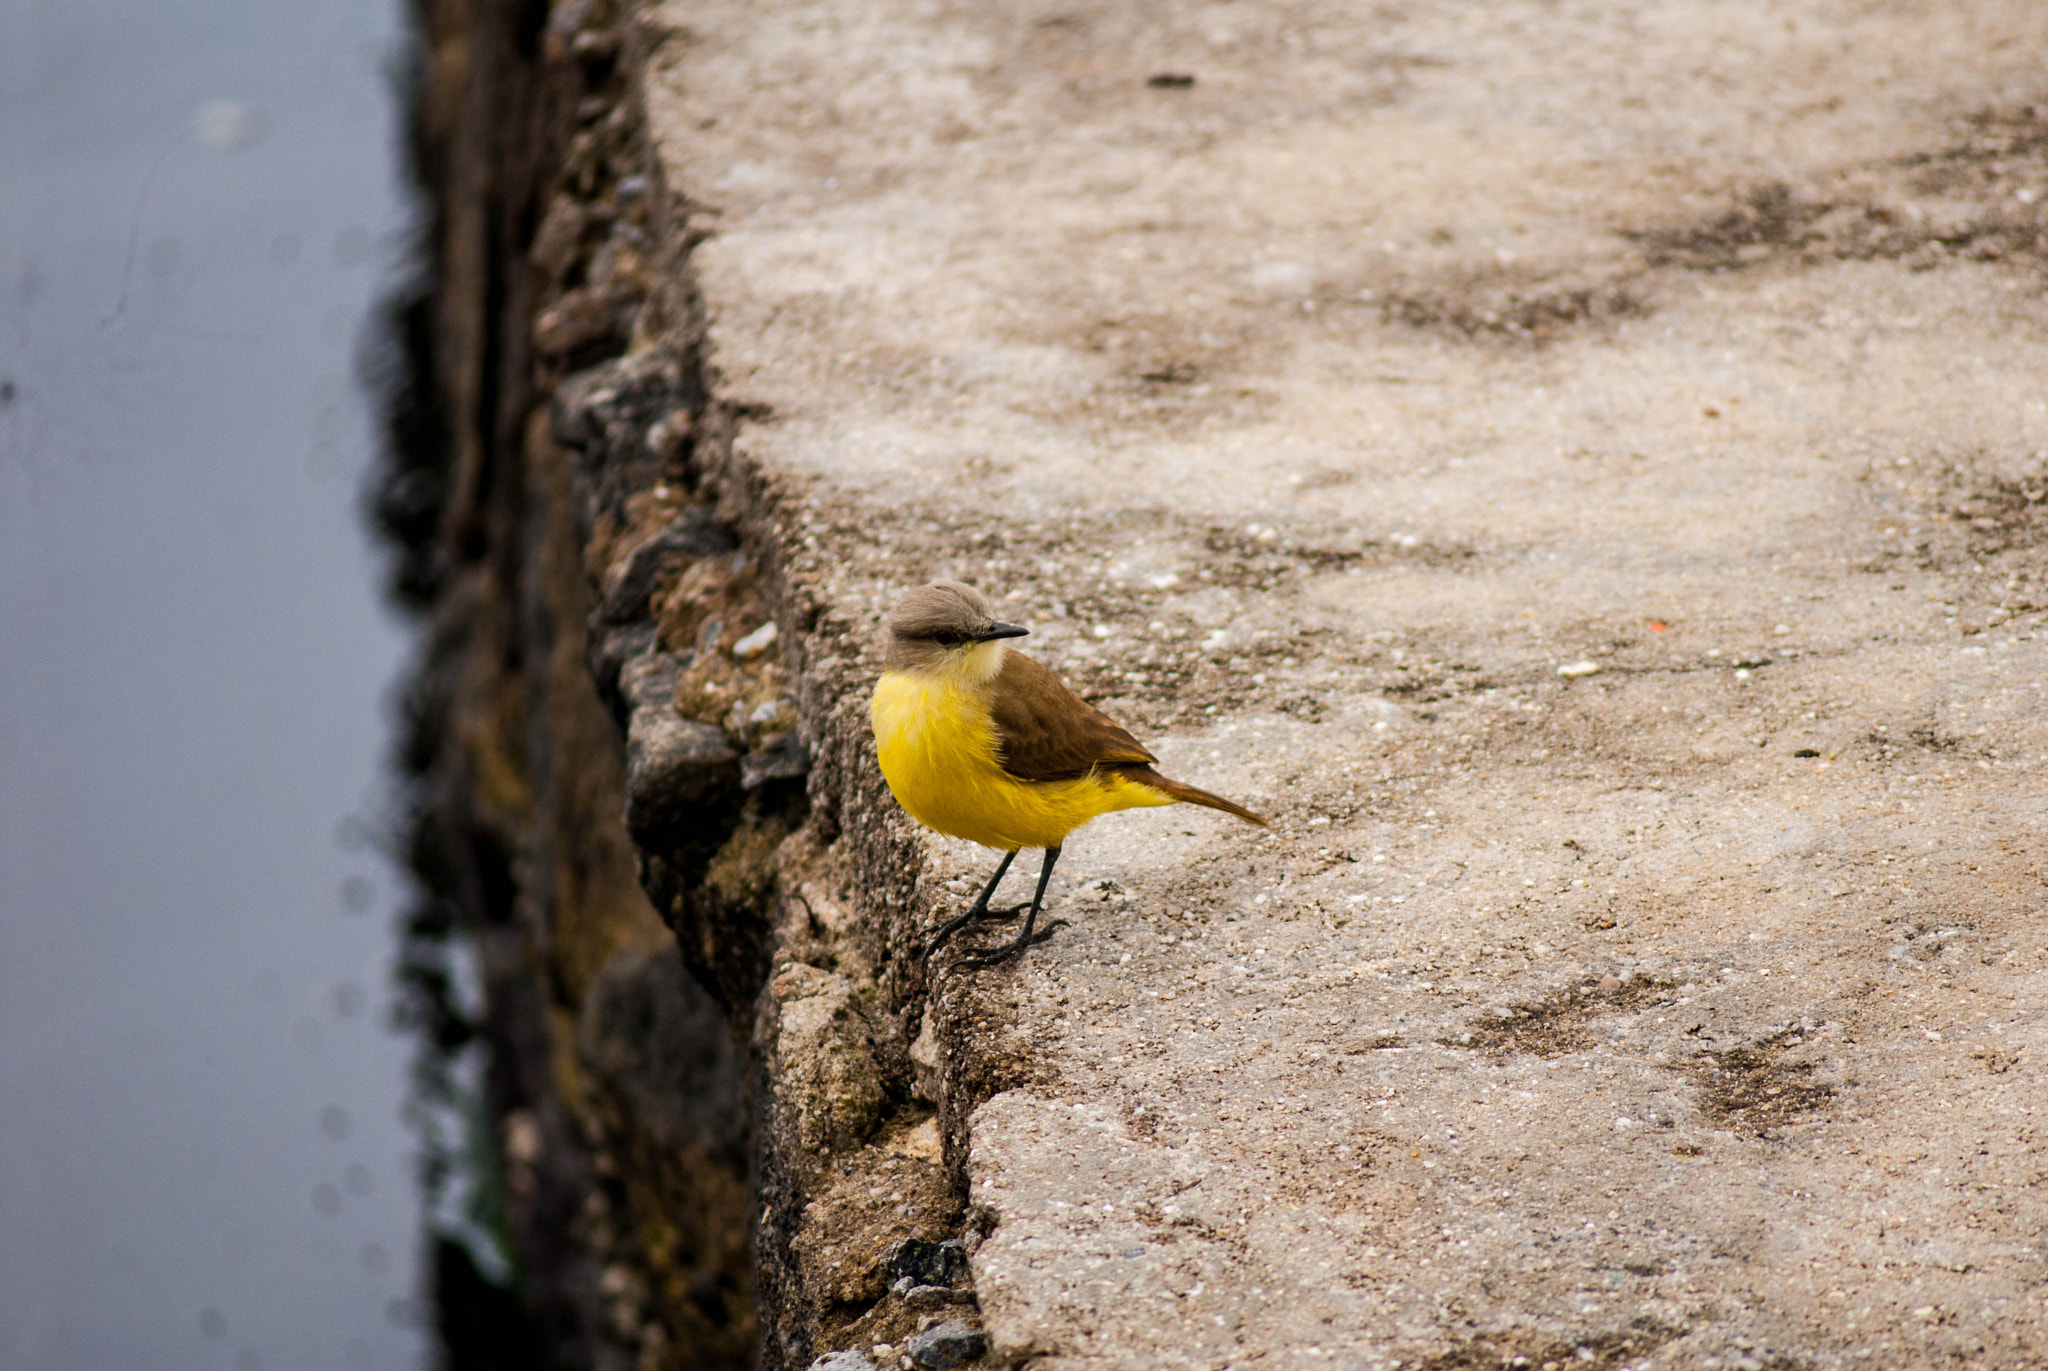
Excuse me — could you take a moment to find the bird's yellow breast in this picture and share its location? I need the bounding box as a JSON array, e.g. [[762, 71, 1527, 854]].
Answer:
[[870, 665, 1170, 852]]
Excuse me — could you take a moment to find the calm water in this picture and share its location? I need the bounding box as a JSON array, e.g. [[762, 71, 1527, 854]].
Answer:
[[0, 1, 427, 1367]]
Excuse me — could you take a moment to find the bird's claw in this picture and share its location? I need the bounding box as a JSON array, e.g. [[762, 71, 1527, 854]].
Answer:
[[957, 918, 1070, 969], [918, 902, 1035, 962]]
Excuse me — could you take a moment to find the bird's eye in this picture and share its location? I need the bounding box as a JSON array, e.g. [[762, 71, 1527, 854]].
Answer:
[[933, 632, 964, 648]]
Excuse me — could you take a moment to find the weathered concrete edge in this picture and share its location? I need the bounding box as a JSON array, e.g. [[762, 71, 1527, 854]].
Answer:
[[545, 13, 1034, 1364], [383, 0, 965, 1359]]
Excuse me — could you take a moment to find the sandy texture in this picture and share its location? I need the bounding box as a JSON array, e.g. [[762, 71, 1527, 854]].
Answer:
[[633, 1, 2048, 1365]]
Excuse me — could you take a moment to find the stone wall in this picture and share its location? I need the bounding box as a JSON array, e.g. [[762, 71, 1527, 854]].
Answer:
[[384, 2, 1011, 1366]]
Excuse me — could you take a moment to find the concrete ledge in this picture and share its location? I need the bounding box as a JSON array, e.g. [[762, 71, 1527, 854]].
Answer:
[[400, 0, 2048, 1367]]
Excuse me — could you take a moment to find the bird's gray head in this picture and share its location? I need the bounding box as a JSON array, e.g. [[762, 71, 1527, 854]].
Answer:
[[884, 581, 1029, 677]]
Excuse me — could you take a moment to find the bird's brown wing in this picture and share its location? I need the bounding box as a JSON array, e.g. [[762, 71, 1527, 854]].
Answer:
[[987, 650, 1155, 782]]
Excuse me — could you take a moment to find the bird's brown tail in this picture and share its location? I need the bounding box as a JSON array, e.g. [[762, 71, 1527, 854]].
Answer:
[[1123, 766, 1270, 827]]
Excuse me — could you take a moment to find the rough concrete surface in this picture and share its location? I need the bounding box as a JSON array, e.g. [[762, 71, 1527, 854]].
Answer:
[[628, 1, 2048, 1367]]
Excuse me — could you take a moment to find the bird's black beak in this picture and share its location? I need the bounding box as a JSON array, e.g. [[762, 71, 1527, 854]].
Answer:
[[975, 622, 1030, 642]]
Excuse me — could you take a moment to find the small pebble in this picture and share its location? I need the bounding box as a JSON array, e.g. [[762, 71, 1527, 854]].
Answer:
[[733, 620, 779, 660], [1557, 660, 1600, 678], [900, 1284, 963, 1310], [807, 1353, 875, 1371]]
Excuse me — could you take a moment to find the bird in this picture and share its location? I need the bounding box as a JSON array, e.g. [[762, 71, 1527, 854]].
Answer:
[[870, 581, 1267, 966]]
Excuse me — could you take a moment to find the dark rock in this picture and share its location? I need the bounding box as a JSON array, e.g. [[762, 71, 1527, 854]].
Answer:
[[588, 622, 660, 703], [741, 730, 810, 790], [907, 1320, 986, 1369], [884, 1238, 970, 1290], [553, 351, 703, 530], [553, 353, 681, 455], [597, 505, 738, 624], [619, 651, 684, 713], [625, 710, 739, 838]]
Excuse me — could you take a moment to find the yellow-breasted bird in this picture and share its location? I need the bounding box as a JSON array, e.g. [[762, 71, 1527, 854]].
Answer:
[[870, 581, 1267, 966]]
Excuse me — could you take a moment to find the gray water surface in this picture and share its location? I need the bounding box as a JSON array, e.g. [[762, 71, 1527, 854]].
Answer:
[[0, 2, 426, 1367]]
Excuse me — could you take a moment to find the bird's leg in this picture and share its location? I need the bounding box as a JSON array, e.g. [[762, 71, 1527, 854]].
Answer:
[[960, 846, 1068, 968], [920, 850, 1020, 961]]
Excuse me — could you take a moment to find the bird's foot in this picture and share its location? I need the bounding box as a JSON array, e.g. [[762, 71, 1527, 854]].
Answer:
[[919, 902, 1033, 961], [957, 919, 1070, 969]]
